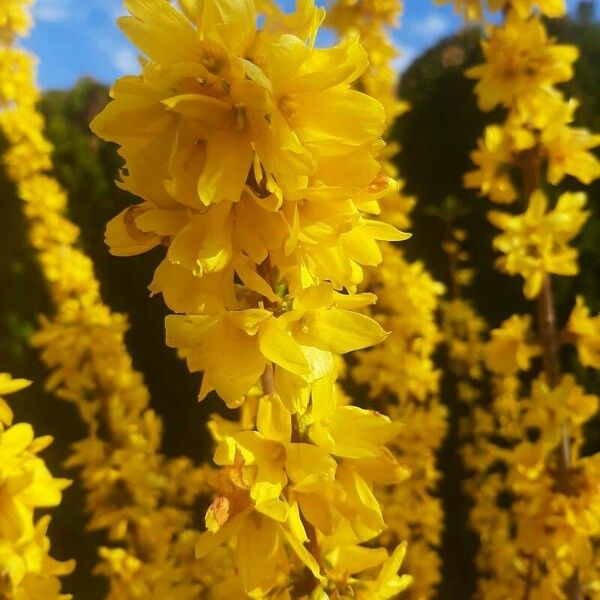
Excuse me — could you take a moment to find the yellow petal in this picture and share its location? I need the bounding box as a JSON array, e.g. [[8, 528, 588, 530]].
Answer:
[[0, 374, 31, 395], [235, 514, 280, 597], [198, 129, 252, 205], [311, 308, 387, 354], [259, 318, 310, 376], [257, 395, 292, 443], [286, 443, 336, 493], [120, 0, 199, 64]]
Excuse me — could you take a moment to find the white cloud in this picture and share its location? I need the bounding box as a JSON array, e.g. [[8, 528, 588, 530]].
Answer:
[[102, 0, 128, 22], [411, 14, 451, 39], [110, 45, 139, 74], [33, 0, 72, 23]]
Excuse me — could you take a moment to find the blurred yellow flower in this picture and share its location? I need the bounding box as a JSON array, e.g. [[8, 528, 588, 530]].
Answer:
[[0, 373, 30, 429], [566, 297, 600, 369], [489, 190, 589, 298], [466, 13, 577, 119], [483, 315, 540, 375]]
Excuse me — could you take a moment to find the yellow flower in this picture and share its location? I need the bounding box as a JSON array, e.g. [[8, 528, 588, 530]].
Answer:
[[91, 0, 385, 205], [356, 542, 413, 599], [0, 49, 38, 105], [483, 315, 540, 375], [166, 284, 386, 407], [0, 0, 32, 42], [540, 99, 600, 185], [465, 125, 518, 204], [434, 0, 485, 19], [465, 122, 536, 204], [466, 13, 577, 118], [0, 107, 53, 181], [196, 503, 322, 597], [0, 376, 73, 599], [0, 423, 70, 541], [0, 374, 30, 429], [441, 298, 486, 379], [566, 296, 600, 369], [0, 516, 74, 600], [92, 0, 409, 321], [213, 394, 336, 516], [309, 405, 403, 460], [489, 190, 589, 298], [87, 0, 410, 593], [525, 375, 598, 436], [436, 0, 566, 20]]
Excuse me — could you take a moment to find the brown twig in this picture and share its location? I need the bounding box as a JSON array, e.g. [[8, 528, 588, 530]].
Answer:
[[521, 554, 535, 600], [520, 150, 581, 599], [257, 260, 323, 590]]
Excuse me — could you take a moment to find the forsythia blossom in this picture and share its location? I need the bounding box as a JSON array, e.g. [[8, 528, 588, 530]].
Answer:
[[92, 0, 413, 596], [327, 0, 448, 595], [0, 0, 31, 43], [0, 2, 216, 596], [466, 12, 577, 115], [0, 374, 74, 599], [565, 297, 600, 369], [482, 315, 540, 375], [460, 0, 600, 597], [489, 190, 589, 299], [436, 0, 566, 19]]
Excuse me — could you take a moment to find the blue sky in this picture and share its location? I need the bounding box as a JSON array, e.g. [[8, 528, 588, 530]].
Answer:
[[23, 0, 588, 90]]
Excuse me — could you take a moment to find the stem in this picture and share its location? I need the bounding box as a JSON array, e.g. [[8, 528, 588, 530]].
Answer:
[[565, 574, 585, 600], [261, 362, 277, 396], [519, 153, 572, 487], [537, 274, 572, 486], [257, 261, 323, 588], [520, 151, 580, 599], [521, 555, 534, 600]]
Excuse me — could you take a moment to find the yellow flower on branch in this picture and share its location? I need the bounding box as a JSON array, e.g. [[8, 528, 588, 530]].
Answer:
[[489, 190, 589, 298], [464, 123, 531, 204], [459, 0, 600, 595], [466, 12, 577, 119], [540, 98, 600, 185], [566, 297, 600, 369], [0, 375, 74, 599], [91, 0, 388, 206], [0, 0, 32, 42], [483, 315, 540, 375], [0, 5, 218, 594], [436, 0, 566, 20], [0, 373, 30, 429], [166, 284, 386, 408], [0, 49, 38, 105], [213, 394, 336, 513], [92, 0, 411, 594]]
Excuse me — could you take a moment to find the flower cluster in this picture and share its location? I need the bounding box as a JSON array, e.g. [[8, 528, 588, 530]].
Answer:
[[467, 357, 600, 599], [92, 0, 413, 596], [326, 0, 408, 125], [566, 297, 600, 369], [436, 0, 566, 20], [353, 247, 447, 599], [0, 0, 31, 43], [457, 0, 600, 597], [463, 13, 600, 207], [0, 374, 74, 599], [328, 1, 448, 595], [488, 190, 589, 298], [0, 3, 216, 596]]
